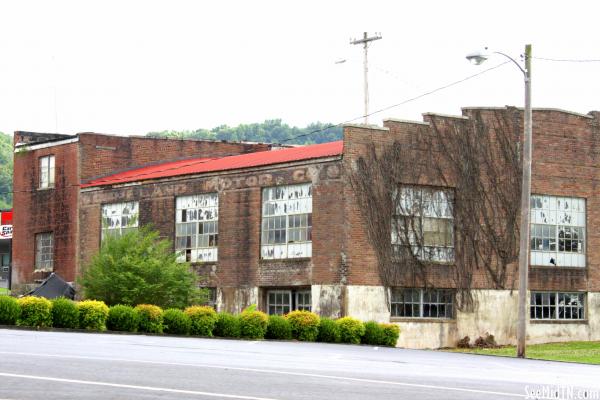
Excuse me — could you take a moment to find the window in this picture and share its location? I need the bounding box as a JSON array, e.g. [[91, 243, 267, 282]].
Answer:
[[530, 292, 585, 320], [35, 232, 54, 271], [39, 155, 55, 189], [200, 287, 217, 309], [261, 183, 312, 259], [530, 195, 585, 267], [101, 202, 139, 241], [175, 194, 218, 263], [266, 289, 312, 315], [390, 288, 454, 319], [393, 186, 454, 262]]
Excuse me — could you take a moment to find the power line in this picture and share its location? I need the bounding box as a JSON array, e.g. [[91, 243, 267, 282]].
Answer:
[[280, 60, 511, 143], [533, 56, 600, 63]]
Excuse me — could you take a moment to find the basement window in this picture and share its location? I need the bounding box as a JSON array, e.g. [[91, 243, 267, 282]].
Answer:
[[390, 288, 454, 319], [261, 183, 312, 259], [175, 194, 219, 263], [35, 232, 54, 271], [266, 289, 312, 315], [392, 186, 454, 263], [530, 292, 585, 320], [39, 155, 55, 189], [530, 195, 586, 267], [101, 202, 139, 241]]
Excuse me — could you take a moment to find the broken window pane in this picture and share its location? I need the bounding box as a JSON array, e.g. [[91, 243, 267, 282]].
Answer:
[[175, 194, 218, 263]]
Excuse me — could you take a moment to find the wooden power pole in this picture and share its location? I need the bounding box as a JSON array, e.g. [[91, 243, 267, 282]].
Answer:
[[351, 32, 382, 124]]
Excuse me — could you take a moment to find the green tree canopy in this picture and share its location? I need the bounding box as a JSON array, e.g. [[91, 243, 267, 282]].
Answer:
[[0, 132, 12, 209], [80, 227, 206, 309]]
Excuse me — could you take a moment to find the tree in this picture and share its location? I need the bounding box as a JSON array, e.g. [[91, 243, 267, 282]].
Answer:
[[80, 227, 207, 309], [0, 132, 13, 209]]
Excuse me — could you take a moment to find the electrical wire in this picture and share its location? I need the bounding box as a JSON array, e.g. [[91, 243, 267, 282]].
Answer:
[[533, 56, 600, 63]]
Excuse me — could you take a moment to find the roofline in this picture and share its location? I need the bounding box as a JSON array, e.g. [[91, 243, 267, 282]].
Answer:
[[461, 106, 594, 119], [383, 118, 430, 126], [343, 123, 389, 131], [80, 155, 343, 192], [14, 137, 79, 151], [422, 112, 469, 120]]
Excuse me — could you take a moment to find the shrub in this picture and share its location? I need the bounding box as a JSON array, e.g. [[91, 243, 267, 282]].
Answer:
[[184, 306, 218, 336], [362, 321, 385, 345], [379, 323, 400, 347], [474, 333, 497, 348], [163, 308, 191, 335], [17, 296, 52, 328], [239, 310, 268, 339], [78, 300, 109, 331], [317, 318, 341, 343], [286, 310, 320, 342], [336, 317, 365, 344], [51, 298, 79, 329], [107, 305, 139, 332], [457, 336, 471, 349], [80, 227, 205, 309], [0, 295, 20, 325], [266, 315, 292, 340], [135, 304, 164, 334], [214, 312, 241, 338]]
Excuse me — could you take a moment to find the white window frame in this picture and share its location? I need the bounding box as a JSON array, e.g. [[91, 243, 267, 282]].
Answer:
[[530, 195, 586, 267], [390, 288, 454, 319], [35, 232, 54, 271], [530, 291, 585, 321], [393, 186, 454, 263], [175, 193, 219, 263], [261, 183, 312, 259], [39, 155, 55, 189], [101, 201, 139, 241], [266, 289, 312, 315]]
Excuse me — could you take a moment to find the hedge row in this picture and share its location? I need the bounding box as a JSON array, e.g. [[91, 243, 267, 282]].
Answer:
[[0, 296, 400, 347]]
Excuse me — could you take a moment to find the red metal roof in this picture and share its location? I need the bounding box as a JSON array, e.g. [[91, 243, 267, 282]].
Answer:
[[83, 140, 343, 188]]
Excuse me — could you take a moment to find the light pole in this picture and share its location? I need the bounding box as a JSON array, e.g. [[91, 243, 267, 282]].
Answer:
[[466, 44, 532, 358]]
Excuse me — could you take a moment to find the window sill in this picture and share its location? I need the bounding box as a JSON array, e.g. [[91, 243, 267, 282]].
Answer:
[[37, 187, 55, 191], [390, 317, 456, 323], [34, 268, 53, 273], [530, 319, 588, 325], [530, 265, 586, 270], [261, 257, 311, 263]]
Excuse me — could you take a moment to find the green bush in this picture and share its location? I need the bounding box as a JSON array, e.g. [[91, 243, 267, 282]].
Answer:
[[0, 295, 20, 325], [135, 304, 163, 334], [380, 323, 400, 347], [239, 310, 268, 339], [266, 315, 292, 340], [362, 321, 385, 345], [163, 308, 191, 335], [51, 298, 79, 329], [18, 296, 52, 328], [78, 300, 109, 331], [107, 305, 139, 332], [286, 310, 320, 342], [317, 317, 341, 343], [336, 317, 365, 344], [213, 312, 241, 338], [184, 306, 217, 336]]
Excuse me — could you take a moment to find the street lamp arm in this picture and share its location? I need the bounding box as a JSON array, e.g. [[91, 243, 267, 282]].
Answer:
[[492, 51, 527, 76]]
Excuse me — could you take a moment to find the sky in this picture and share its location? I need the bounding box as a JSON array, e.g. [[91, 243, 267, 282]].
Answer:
[[0, 0, 599, 136]]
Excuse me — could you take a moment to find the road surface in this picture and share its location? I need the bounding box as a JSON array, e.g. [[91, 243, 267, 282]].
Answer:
[[0, 329, 598, 399]]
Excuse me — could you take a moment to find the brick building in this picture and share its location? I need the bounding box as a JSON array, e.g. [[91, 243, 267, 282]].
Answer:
[[11, 106, 600, 348]]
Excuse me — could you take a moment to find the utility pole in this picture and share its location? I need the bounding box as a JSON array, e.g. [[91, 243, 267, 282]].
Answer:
[[350, 32, 382, 124]]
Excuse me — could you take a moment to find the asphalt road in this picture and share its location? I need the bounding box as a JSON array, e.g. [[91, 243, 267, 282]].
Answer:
[[0, 329, 598, 400]]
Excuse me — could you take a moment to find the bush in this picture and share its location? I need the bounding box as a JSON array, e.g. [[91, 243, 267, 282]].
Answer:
[[317, 318, 341, 343], [239, 310, 268, 339], [107, 305, 139, 332], [336, 317, 365, 344], [286, 310, 320, 342], [18, 296, 52, 328], [457, 336, 471, 349], [135, 304, 164, 334], [51, 298, 79, 329], [80, 227, 205, 309], [474, 333, 497, 348], [163, 308, 191, 335], [78, 300, 109, 331], [379, 323, 400, 347], [184, 306, 218, 336], [0, 295, 20, 325], [266, 315, 292, 340], [214, 312, 241, 338], [362, 321, 385, 345]]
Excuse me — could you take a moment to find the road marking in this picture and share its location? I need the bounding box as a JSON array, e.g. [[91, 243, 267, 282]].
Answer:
[[0, 350, 525, 398], [0, 372, 279, 400]]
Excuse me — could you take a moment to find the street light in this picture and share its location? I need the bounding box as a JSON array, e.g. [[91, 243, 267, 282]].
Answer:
[[467, 44, 532, 358]]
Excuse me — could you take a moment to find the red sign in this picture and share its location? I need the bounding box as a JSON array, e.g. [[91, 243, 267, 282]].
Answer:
[[0, 225, 11, 239], [0, 210, 12, 226], [0, 210, 12, 239]]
